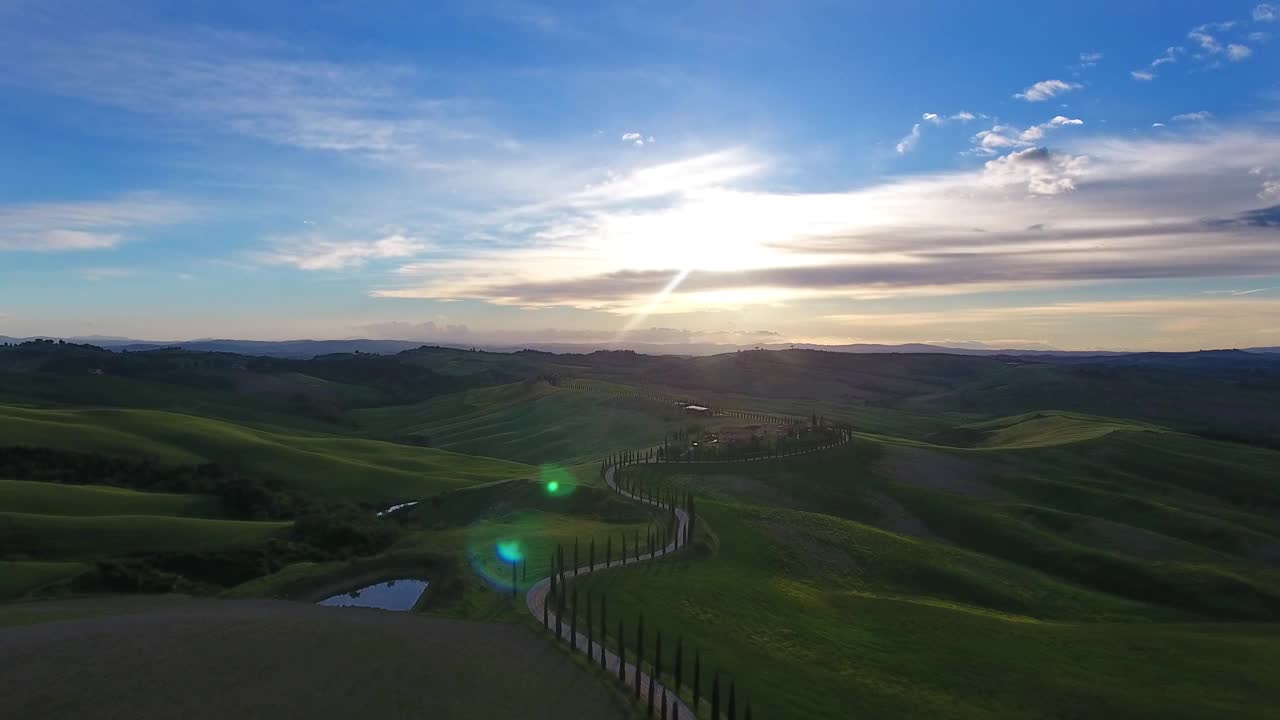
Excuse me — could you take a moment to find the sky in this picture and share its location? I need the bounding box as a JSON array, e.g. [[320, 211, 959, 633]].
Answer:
[[2, 0, 1279, 351]]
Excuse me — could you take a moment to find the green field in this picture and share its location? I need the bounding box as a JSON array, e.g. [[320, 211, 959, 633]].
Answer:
[[0, 478, 221, 517], [571, 413, 1280, 719], [353, 380, 708, 465], [0, 511, 289, 559], [0, 404, 532, 502], [0, 561, 91, 599]]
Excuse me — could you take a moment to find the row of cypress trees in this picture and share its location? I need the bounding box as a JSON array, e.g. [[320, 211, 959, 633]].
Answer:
[[542, 585, 751, 719]]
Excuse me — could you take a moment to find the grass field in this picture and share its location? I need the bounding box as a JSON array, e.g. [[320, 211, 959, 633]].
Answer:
[[0, 404, 533, 502], [222, 478, 665, 622], [0, 511, 289, 559], [0, 561, 90, 600], [353, 380, 703, 465], [570, 415, 1280, 719], [0, 478, 221, 517], [576, 495, 1280, 719]]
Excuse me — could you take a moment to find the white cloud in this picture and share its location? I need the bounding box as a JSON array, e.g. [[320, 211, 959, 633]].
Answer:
[[622, 132, 643, 141], [1227, 43, 1253, 60], [1014, 79, 1082, 102], [976, 117, 1083, 154], [0, 194, 195, 252], [1172, 111, 1213, 122], [922, 112, 942, 125], [1131, 70, 1156, 81], [1152, 122, 1166, 127], [1261, 179, 1280, 201], [982, 147, 1089, 195], [1254, 4, 1277, 22], [950, 111, 976, 122], [896, 123, 923, 154], [1078, 51, 1104, 66], [1189, 29, 1222, 53], [1152, 46, 1184, 67], [259, 233, 430, 271]]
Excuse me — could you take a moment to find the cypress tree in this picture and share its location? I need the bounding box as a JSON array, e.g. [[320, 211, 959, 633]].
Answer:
[[570, 587, 578, 651], [590, 537, 595, 571], [728, 681, 736, 720], [542, 591, 548, 629], [574, 538, 579, 577], [661, 689, 668, 720], [745, 703, 752, 720], [586, 591, 593, 657], [711, 674, 720, 720], [549, 554, 557, 598], [693, 649, 701, 710], [554, 584, 563, 639], [606, 536, 612, 568], [647, 673, 655, 716], [655, 630, 664, 688], [618, 618, 626, 684], [674, 636, 683, 693], [636, 613, 645, 699], [511, 560, 517, 598], [634, 530, 640, 561], [600, 595, 608, 670]]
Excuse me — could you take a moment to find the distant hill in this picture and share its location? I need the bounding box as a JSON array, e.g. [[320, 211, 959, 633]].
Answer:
[[4, 334, 1280, 359]]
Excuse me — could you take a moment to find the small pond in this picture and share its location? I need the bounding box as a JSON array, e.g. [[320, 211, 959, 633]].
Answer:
[[376, 501, 420, 517], [318, 579, 429, 611]]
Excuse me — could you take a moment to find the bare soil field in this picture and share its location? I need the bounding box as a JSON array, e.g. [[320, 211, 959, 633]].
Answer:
[[0, 596, 626, 720]]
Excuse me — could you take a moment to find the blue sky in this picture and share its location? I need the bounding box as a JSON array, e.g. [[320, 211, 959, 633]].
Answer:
[[2, 0, 1279, 350]]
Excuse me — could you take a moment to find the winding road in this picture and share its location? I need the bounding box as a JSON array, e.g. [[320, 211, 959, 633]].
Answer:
[[525, 462, 693, 719], [523, 430, 852, 719]]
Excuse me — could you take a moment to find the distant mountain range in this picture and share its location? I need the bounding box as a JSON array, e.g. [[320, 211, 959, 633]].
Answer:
[[3, 334, 1279, 360]]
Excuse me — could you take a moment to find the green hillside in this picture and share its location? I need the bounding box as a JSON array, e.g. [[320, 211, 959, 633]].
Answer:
[[0, 511, 289, 559], [353, 380, 700, 465], [0, 478, 221, 517], [0, 404, 532, 502]]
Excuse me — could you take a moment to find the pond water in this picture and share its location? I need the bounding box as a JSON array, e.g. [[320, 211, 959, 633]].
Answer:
[[318, 579, 429, 611]]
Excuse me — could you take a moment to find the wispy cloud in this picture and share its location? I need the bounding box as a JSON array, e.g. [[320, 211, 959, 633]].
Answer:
[[1172, 111, 1213, 122], [0, 194, 196, 252], [896, 123, 923, 154], [0, 26, 516, 166], [1258, 4, 1278, 22], [371, 129, 1280, 315], [1014, 79, 1081, 102], [257, 233, 430, 271]]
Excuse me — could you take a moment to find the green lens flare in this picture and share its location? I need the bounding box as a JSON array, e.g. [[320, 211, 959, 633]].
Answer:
[[497, 540, 523, 564], [540, 464, 575, 497]]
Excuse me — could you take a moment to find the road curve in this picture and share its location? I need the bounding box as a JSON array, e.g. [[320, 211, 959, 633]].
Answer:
[[525, 463, 693, 719]]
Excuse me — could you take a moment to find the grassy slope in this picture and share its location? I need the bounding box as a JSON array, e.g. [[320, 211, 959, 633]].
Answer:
[[578, 495, 1280, 720], [573, 415, 1280, 719], [0, 511, 289, 559], [0, 404, 532, 502], [227, 479, 662, 622], [0, 478, 221, 517], [353, 381, 694, 466], [0, 561, 90, 599]]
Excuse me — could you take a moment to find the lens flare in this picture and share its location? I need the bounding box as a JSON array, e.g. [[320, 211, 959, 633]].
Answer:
[[497, 540, 523, 564], [540, 464, 576, 497]]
